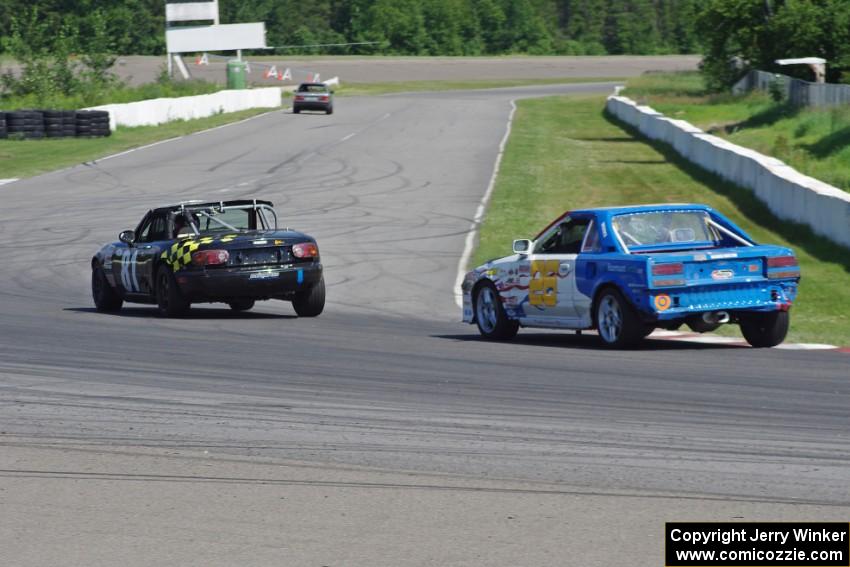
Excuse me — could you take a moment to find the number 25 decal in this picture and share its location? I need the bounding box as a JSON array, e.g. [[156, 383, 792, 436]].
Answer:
[[529, 260, 558, 307]]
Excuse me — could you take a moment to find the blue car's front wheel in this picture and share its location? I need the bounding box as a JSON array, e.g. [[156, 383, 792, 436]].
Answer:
[[474, 283, 518, 340]]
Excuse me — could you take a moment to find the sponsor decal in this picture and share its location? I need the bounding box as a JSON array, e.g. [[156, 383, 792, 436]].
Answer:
[[607, 264, 626, 273], [249, 271, 279, 280], [748, 263, 759, 272], [711, 269, 734, 280], [654, 293, 672, 311], [710, 252, 738, 259]]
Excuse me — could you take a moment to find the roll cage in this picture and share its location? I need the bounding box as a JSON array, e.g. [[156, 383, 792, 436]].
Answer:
[[138, 200, 280, 240]]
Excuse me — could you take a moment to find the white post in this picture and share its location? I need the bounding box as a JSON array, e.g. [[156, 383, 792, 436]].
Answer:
[[167, 52, 173, 77]]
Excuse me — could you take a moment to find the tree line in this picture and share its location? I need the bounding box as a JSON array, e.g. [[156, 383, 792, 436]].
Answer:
[[0, 0, 701, 57], [699, 0, 850, 89]]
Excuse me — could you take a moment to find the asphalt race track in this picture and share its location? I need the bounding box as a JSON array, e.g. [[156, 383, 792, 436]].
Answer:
[[1, 83, 849, 566]]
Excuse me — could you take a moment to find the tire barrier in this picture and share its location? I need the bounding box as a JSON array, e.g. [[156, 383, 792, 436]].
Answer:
[[0, 109, 111, 140], [6, 110, 45, 139], [606, 95, 850, 250], [75, 110, 111, 138]]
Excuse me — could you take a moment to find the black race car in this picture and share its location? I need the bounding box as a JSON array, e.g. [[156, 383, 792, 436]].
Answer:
[[91, 200, 324, 317]]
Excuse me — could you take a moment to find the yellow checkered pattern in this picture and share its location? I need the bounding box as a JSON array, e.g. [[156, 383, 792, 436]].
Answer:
[[159, 234, 240, 272], [160, 238, 201, 271]]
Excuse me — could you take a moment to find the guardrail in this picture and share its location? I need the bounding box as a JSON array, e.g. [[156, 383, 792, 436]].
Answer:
[[606, 95, 850, 249], [84, 87, 282, 130], [733, 70, 850, 107]]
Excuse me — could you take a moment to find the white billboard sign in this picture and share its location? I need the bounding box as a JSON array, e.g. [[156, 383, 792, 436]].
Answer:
[[166, 23, 267, 53], [166, 1, 219, 24]]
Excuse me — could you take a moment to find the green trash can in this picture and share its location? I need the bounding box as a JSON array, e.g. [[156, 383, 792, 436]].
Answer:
[[226, 60, 247, 90]]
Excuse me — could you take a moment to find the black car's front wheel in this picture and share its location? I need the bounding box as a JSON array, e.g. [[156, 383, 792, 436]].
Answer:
[[474, 282, 518, 340], [228, 298, 255, 312], [292, 276, 325, 317], [156, 268, 190, 317], [92, 266, 123, 313]]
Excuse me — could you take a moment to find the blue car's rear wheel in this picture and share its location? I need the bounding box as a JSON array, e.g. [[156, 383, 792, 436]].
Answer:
[[596, 288, 642, 348], [740, 310, 789, 348], [474, 283, 518, 340]]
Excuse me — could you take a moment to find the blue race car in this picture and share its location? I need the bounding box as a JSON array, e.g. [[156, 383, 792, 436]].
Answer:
[[461, 204, 800, 348]]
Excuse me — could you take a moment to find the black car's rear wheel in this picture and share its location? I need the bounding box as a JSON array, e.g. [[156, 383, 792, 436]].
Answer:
[[740, 310, 789, 348], [92, 266, 123, 313], [228, 298, 255, 312], [326, 105, 333, 115], [292, 276, 325, 317], [292, 106, 300, 114], [156, 268, 190, 317]]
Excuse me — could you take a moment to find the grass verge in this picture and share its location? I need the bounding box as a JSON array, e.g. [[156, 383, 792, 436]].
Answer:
[[0, 79, 223, 111], [624, 72, 850, 192], [335, 77, 625, 96], [474, 95, 850, 345], [0, 107, 277, 179]]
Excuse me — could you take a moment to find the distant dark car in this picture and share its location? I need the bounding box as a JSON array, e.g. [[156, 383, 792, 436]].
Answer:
[[292, 83, 333, 115], [91, 200, 325, 317]]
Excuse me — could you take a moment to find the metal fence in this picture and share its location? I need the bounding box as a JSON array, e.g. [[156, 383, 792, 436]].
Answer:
[[733, 70, 850, 107]]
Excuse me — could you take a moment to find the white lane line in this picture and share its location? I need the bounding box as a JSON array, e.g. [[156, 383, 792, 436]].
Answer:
[[94, 136, 183, 163], [93, 110, 281, 164], [0, 178, 19, 186], [774, 343, 838, 350], [341, 133, 356, 142], [649, 329, 839, 350], [454, 99, 517, 308]]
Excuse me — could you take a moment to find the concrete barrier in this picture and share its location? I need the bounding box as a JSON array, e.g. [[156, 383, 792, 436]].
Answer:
[[605, 95, 850, 249], [85, 87, 283, 131]]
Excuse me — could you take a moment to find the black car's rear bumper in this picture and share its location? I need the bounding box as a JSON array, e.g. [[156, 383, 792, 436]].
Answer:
[[176, 264, 322, 301], [293, 102, 331, 111]]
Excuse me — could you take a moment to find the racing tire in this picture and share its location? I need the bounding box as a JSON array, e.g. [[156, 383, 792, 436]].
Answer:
[[292, 107, 300, 114], [326, 106, 333, 115], [740, 310, 789, 348], [156, 268, 191, 317], [92, 266, 123, 313], [292, 276, 325, 317], [473, 282, 519, 340], [595, 287, 643, 348], [228, 298, 255, 312]]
